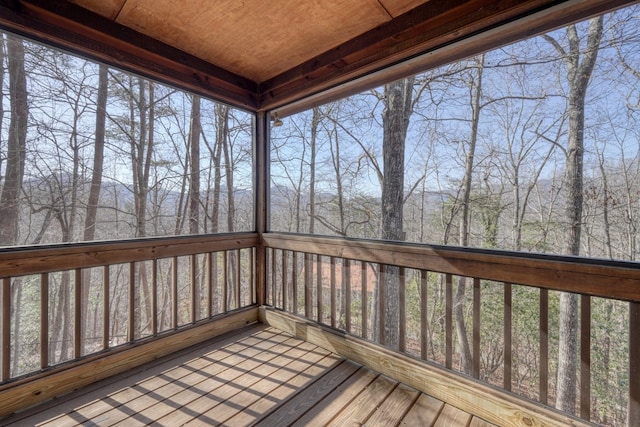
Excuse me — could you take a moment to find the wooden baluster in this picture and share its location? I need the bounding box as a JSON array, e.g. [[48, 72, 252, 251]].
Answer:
[[504, 283, 512, 391], [282, 250, 288, 311], [380, 264, 387, 346], [269, 248, 274, 306], [190, 254, 197, 323], [345, 259, 351, 333], [445, 273, 453, 369], [212, 252, 218, 315], [236, 249, 241, 309], [580, 294, 591, 421], [317, 255, 322, 323], [128, 263, 135, 342], [206, 253, 212, 319], [330, 256, 336, 328], [420, 270, 428, 360], [362, 262, 368, 340], [399, 267, 406, 352], [75, 268, 82, 357], [292, 252, 298, 315], [472, 277, 480, 379], [250, 248, 255, 305], [151, 259, 158, 334], [305, 252, 312, 318], [2, 278, 10, 381], [40, 273, 49, 369], [103, 266, 110, 349], [540, 288, 549, 404], [223, 251, 228, 313], [172, 257, 178, 329], [630, 302, 640, 426]]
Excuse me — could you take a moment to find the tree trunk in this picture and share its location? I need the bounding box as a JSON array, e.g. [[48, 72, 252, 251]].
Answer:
[[546, 17, 603, 414], [0, 36, 28, 246], [455, 55, 485, 375], [379, 77, 413, 348], [188, 95, 202, 318], [189, 95, 202, 235], [82, 64, 108, 346]]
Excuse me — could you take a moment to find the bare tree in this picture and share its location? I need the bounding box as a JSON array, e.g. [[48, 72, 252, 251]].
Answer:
[[0, 35, 27, 246], [544, 16, 603, 413]]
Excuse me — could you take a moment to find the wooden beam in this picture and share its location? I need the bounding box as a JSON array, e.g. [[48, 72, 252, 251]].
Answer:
[[0, 0, 257, 109], [264, 0, 636, 115], [0, 307, 259, 418], [259, 307, 592, 427], [263, 233, 640, 302]]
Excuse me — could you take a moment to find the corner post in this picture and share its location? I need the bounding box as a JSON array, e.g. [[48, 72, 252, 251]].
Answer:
[[255, 111, 270, 306]]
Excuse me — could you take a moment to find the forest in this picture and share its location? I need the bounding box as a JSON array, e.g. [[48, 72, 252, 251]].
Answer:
[[1, 4, 639, 425]]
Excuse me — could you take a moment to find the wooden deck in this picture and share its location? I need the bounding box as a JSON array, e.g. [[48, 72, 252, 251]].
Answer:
[[2, 324, 495, 427]]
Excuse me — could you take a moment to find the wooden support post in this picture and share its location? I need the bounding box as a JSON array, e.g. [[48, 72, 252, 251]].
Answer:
[[254, 111, 269, 307]]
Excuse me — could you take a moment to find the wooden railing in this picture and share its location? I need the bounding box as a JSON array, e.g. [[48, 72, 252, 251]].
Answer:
[[263, 232, 640, 426], [0, 232, 259, 384]]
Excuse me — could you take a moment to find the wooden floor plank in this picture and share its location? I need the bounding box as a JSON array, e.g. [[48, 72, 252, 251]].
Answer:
[[256, 359, 360, 425], [433, 403, 473, 426], [291, 366, 378, 427], [327, 375, 398, 426], [400, 393, 445, 426], [366, 382, 420, 426]]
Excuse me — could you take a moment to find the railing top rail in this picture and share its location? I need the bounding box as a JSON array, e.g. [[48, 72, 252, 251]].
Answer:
[[0, 232, 259, 278], [263, 232, 640, 302]]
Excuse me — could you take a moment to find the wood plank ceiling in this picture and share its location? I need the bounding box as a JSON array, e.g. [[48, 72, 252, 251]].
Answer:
[[0, 0, 635, 113]]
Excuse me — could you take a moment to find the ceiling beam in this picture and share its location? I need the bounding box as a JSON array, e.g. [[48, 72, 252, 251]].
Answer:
[[0, 0, 259, 110]]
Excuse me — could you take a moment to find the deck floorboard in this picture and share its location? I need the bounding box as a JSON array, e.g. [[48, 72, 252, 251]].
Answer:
[[2, 324, 495, 427]]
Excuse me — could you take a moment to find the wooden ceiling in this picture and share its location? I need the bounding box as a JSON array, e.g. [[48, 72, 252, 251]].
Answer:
[[0, 0, 635, 113]]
